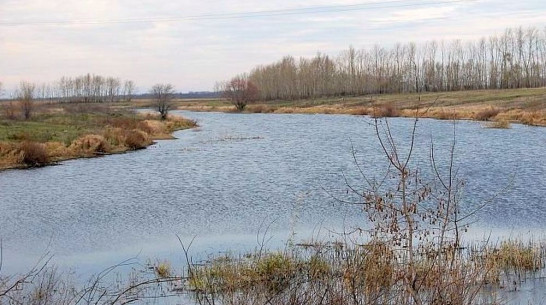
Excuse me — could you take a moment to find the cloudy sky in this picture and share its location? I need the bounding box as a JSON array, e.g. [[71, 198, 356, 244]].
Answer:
[[1, 0, 544, 93]]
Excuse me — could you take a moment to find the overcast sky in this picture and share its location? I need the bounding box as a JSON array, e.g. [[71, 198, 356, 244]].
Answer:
[[1, 0, 545, 93]]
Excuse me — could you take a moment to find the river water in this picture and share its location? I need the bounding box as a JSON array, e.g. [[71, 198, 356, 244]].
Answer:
[[1, 111, 545, 282]]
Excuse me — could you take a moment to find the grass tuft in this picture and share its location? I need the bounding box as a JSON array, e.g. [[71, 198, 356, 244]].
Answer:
[[475, 107, 501, 121], [19, 141, 48, 166], [484, 120, 511, 129], [371, 104, 400, 118], [124, 130, 151, 150]]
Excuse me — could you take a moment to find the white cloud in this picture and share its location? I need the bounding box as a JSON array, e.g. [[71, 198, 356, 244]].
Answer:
[[370, 6, 458, 25], [0, 0, 545, 91]]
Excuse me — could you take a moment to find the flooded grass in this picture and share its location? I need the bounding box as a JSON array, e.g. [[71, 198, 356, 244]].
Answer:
[[185, 239, 546, 305], [2, 239, 545, 305]]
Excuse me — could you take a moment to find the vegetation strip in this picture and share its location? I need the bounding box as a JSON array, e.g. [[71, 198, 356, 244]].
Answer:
[[174, 87, 546, 127], [0, 103, 196, 170]]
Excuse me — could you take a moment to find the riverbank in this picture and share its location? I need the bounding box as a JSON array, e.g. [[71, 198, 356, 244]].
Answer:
[[0, 103, 197, 170], [171, 87, 546, 127]]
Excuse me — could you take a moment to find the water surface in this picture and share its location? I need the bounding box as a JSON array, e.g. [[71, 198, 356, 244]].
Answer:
[[1, 111, 545, 275]]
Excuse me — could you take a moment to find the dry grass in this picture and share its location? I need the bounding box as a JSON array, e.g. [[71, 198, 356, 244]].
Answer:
[[474, 107, 501, 121], [174, 87, 546, 127], [155, 261, 172, 278], [185, 239, 545, 305], [0, 104, 198, 170], [486, 240, 543, 272], [69, 135, 111, 155], [370, 104, 400, 118], [19, 141, 48, 166], [484, 120, 511, 129], [124, 129, 152, 150], [2, 238, 543, 305]]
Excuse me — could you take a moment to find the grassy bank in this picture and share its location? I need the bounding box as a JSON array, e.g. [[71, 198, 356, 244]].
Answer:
[[172, 87, 546, 127], [0, 103, 196, 170]]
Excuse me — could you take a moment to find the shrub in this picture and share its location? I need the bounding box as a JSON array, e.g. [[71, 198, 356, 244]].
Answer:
[[124, 130, 151, 150], [69, 135, 111, 154], [2, 102, 18, 120], [19, 141, 48, 166], [475, 108, 500, 121], [103, 127, 125, 147], [371, 104, 399, 118]]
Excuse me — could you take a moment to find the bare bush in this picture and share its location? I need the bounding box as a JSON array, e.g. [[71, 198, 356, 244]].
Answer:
[[151, 84, 174, 120], [2, 102, 18, 119], [220, 75, 259, 111], [17, 81, 36, 120]]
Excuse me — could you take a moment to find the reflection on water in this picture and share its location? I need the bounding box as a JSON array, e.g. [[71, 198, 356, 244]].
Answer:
[[1, 112, 545, 282]]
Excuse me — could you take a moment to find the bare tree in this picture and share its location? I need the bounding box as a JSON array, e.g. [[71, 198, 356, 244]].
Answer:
[[151, 83, 174, 120], [123, 80, 136, 102], [18, 81, 36, 120], [221, 75, 259, 111], [220, 26, 546, 101]]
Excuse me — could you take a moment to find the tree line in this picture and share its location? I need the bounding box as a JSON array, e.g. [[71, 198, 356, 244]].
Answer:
[[226, 26, 546, 101], [6, 74, 137, 103]]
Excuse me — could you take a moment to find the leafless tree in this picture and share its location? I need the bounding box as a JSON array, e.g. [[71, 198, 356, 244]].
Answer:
[[123, 80, 136, 102], [333, 115, 492, 304], [47, 74, 134, 103], [222, 26, 546, 101], [151, 83, 175, 120], [17, 81, 36, 120], [220, 75, 259, 111]]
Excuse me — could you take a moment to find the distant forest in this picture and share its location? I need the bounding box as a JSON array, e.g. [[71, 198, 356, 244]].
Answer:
[[227, 26, 546, 100], [0, 74, 219, 102]]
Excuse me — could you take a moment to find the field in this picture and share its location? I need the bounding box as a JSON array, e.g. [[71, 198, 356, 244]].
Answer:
[[171, 87, 546, 127], [0, 102, 196, 170]]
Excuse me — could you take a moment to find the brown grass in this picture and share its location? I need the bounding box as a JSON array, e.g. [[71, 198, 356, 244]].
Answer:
[[2, 102, 18, 120], [185, 239, 545, 305], [69, 135, 111, 155], [174, 88, 546, 127], [484, 120, 511, 129], [124, 129, 152, 150], [475, 107, 501, 121], [19, 141, 48, 166], [246, 104, 277, 113], [371, 104, 400, 118], [0, 107, 197, 170]]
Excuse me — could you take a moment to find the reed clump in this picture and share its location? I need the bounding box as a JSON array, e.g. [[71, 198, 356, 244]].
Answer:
[[19, 141, 49, 166], [124, 129, 151, 150], [371, 104, 400, 118], [474, 107, 500, 121], [186, 239, 545, 305], [486, 240, 543, 272], [484, 120, 511, 129], [69, 134, 111, 155], [246, 104, 277, 113], [155, 261, 172, 278]]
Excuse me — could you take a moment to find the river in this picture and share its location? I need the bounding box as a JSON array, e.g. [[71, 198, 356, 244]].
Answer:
[[1, 111, 545, 281]]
